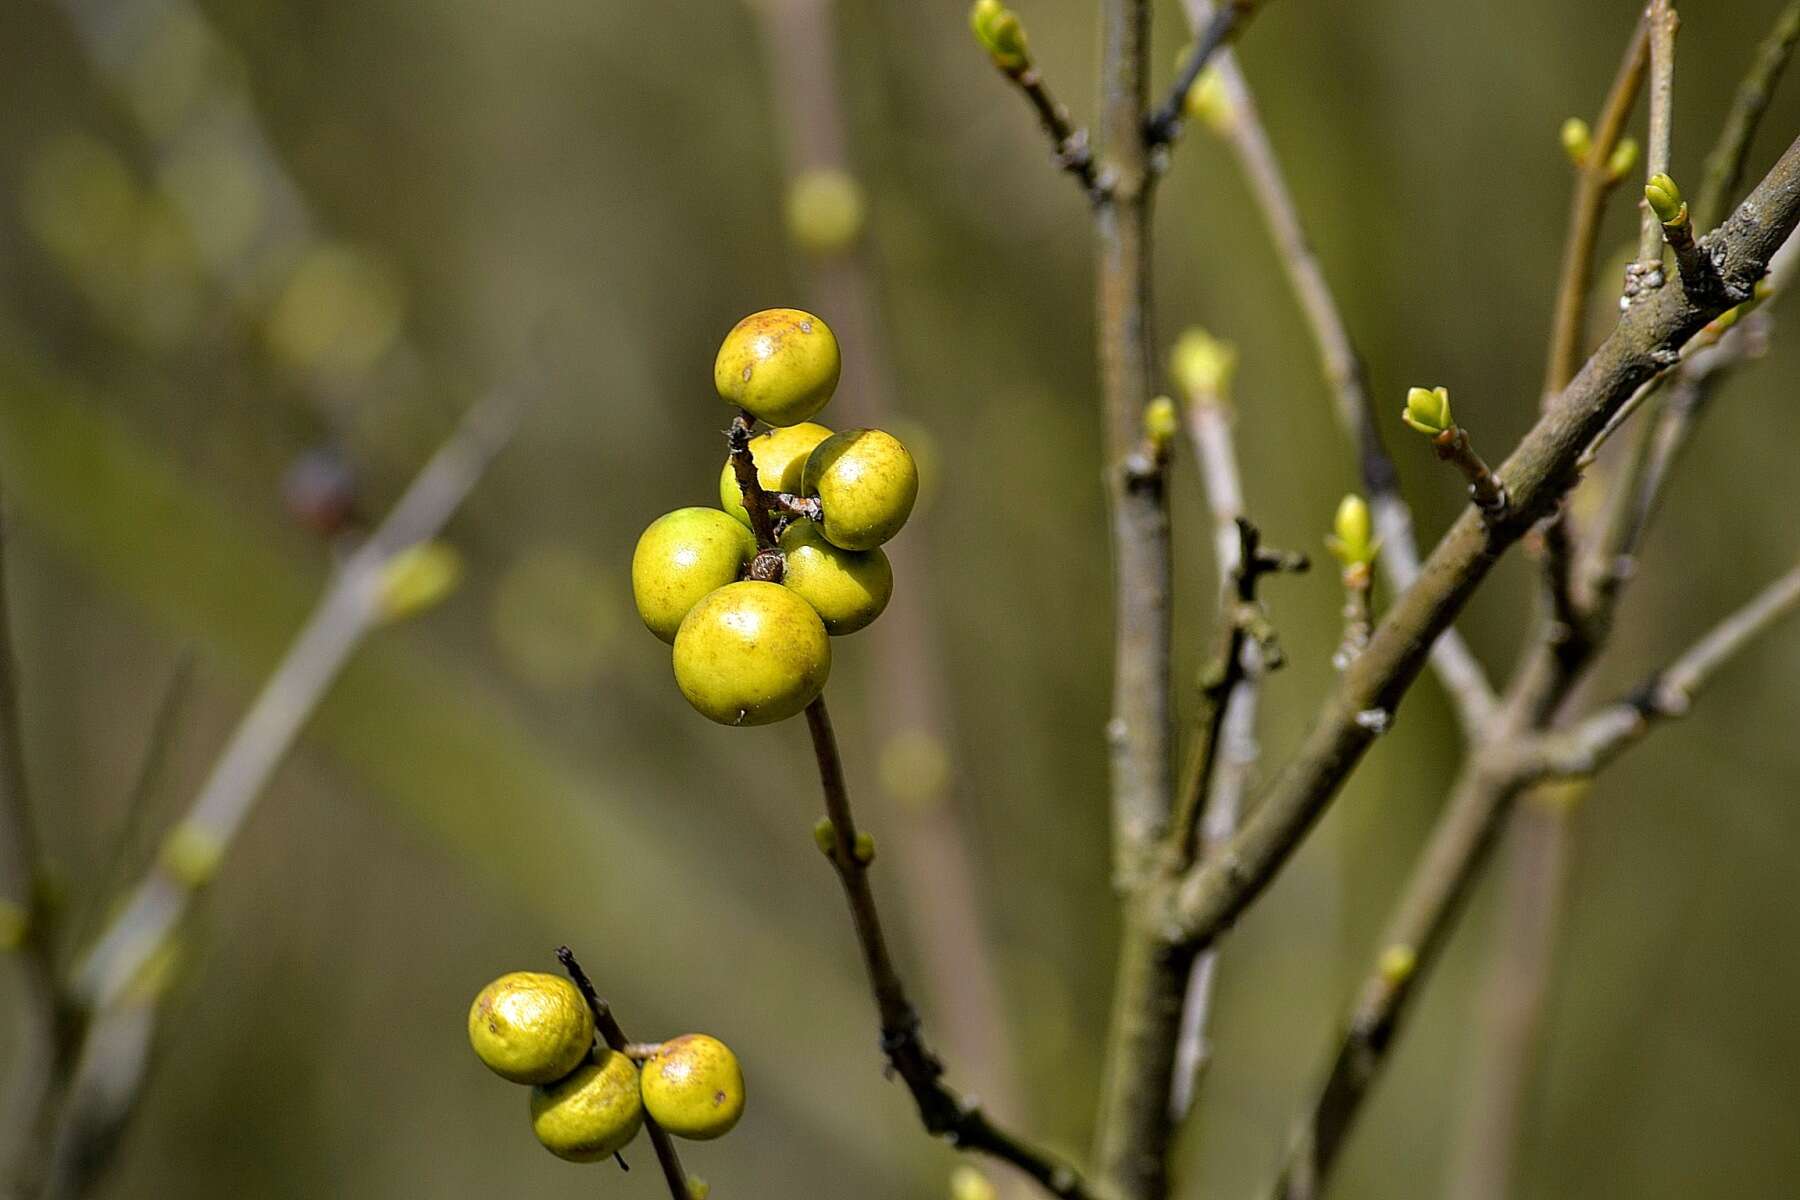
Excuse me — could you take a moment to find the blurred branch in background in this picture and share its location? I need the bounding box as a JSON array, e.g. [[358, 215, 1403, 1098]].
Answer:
[[0, 504, 71, 1198], [744, 0, 1028, 1182], [1449, 9, 1800, 1196], [14, 386, 523, 1197], [1177, 0, 1497, 739]]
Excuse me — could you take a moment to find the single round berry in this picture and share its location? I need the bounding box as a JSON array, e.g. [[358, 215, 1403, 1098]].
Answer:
[[672, 582, 830, 726], [718, 422, 833, 528], [640, 1034, 746, 1141], [713, 309, 841, 427], [778, 522, 892, 635], [529, 1049, 644, 1161], [632, 508, 756, 644], [467, 971, 595, 1085], [801, 428, 919, 550]]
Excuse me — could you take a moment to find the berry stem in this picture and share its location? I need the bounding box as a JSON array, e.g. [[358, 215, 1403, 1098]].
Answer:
[[725, 410, 782, 552], [555, 946, 693, 1200], [800, 698, 1095, 1199]]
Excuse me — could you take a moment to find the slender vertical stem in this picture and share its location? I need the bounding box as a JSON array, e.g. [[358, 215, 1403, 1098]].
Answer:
[[1626, 2, 1680, 301], [800, 699, 1090, 1198], [747, 0, 1025, 1143], [1178, 0, 1497, 735], [1545, 21, 1650, 397], [1088, 0, 1186, 1194], [554, 947, 691, 1199]]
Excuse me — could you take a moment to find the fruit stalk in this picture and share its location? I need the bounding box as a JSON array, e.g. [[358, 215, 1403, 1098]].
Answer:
[[725, 410, 783, 560], [555, 946, 692, 1199], [801, 700, 1093, 1199]]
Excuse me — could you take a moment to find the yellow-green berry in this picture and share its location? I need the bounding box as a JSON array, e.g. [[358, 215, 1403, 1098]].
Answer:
[[632, 508, 757, 644], [640, 1034, 746, 1141], [672, 581, 831, 726], [1401, 386, 1454, 437], [718, 423, 833, 529], [778, 521, 892, 635], [468, 971, 596, 1085], [786, 169, 865, 256], [801, 428, 919, 551], [713, 308, 841, 427], [529, 1049, 644, 1161]]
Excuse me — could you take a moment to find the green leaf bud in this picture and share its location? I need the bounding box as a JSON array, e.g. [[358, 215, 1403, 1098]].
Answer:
[[1559, 117, 1593, 167], [1401, 386, 1454, 437], [1644, 173, 1685, 226], [1169, 327, 1238, 400]]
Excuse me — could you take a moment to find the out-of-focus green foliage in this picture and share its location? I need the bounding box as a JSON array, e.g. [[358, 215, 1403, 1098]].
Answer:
[[1, 1, 1798, 1197]]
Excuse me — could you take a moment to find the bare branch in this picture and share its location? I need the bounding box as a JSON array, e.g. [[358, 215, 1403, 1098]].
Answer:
[[555, 947, 692, 1199], [801, 701, 1093, 1200], [1623, 2, 1681, 306], [1168, 130, 1800, 953], [1523, 564, 1800, 778], [1144, 1, 1261, 150], [73, 385, 525, 1011], [1178, 0, 1498, 735]]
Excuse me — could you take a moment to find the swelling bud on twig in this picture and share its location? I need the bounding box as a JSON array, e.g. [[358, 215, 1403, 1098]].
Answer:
[[157, 822, 225, 889], [786, 169, 866, 256], [779, 521, 893, 635], [1644, 172, 1686, 226], [1325, 494, 1378, 570], [467, 971, 596, 1085], [377, 540, 462, 622], [1559, 117, 1593, 167], [1182, 66, 1233, 135], [1143, 395, 1180, 453], [1401, 385, 1454, 437], [714, 309, 841, 427], [1605, 137, 1640, 183], [718, 423, 833, 529], [672, 581, 831, 725], [951, 1164, 1000, 1200], [802, 428, 919, 550], [529, 1049, 644, 1161], [969, 0, 1030, 71], [639, 1034, 747, 1141], [632, 508, 757, 643], [1169, 327, 1238, 400]]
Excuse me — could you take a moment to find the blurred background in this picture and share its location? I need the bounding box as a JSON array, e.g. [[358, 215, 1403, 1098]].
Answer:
[[2, 0, 1798, 1196]]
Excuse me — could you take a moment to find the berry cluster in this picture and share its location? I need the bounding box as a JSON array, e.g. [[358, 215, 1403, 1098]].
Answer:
[[632, 308, 919, 726], [467, 971, 746, 1162]]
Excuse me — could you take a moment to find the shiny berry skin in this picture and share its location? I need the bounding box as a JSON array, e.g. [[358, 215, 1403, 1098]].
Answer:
[[712, 309, 841, 427], [671, 582, 830, 726], [639, 1034, 746, 1141], [632, 508, 756, 644], [801, 428, 918, 550], [778, 522, 891, 635]]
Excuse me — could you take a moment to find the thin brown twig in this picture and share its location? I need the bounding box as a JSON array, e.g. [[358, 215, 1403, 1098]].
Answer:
[[800, 700, 1092, 1199], [1624, 2, 1680, 305], [1168, 130, 1800, 954], [1144, 1, 1259, 149], [74, 384, 527, 1011], [1545, 19, 1649, 397], [748, 0, 1028, 1161], [1178, 0, 1497, 736], [555, 947, 691, 1199]]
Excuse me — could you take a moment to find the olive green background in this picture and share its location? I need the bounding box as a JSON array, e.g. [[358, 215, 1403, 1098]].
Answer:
[[2, 0, 1798, 1196]]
